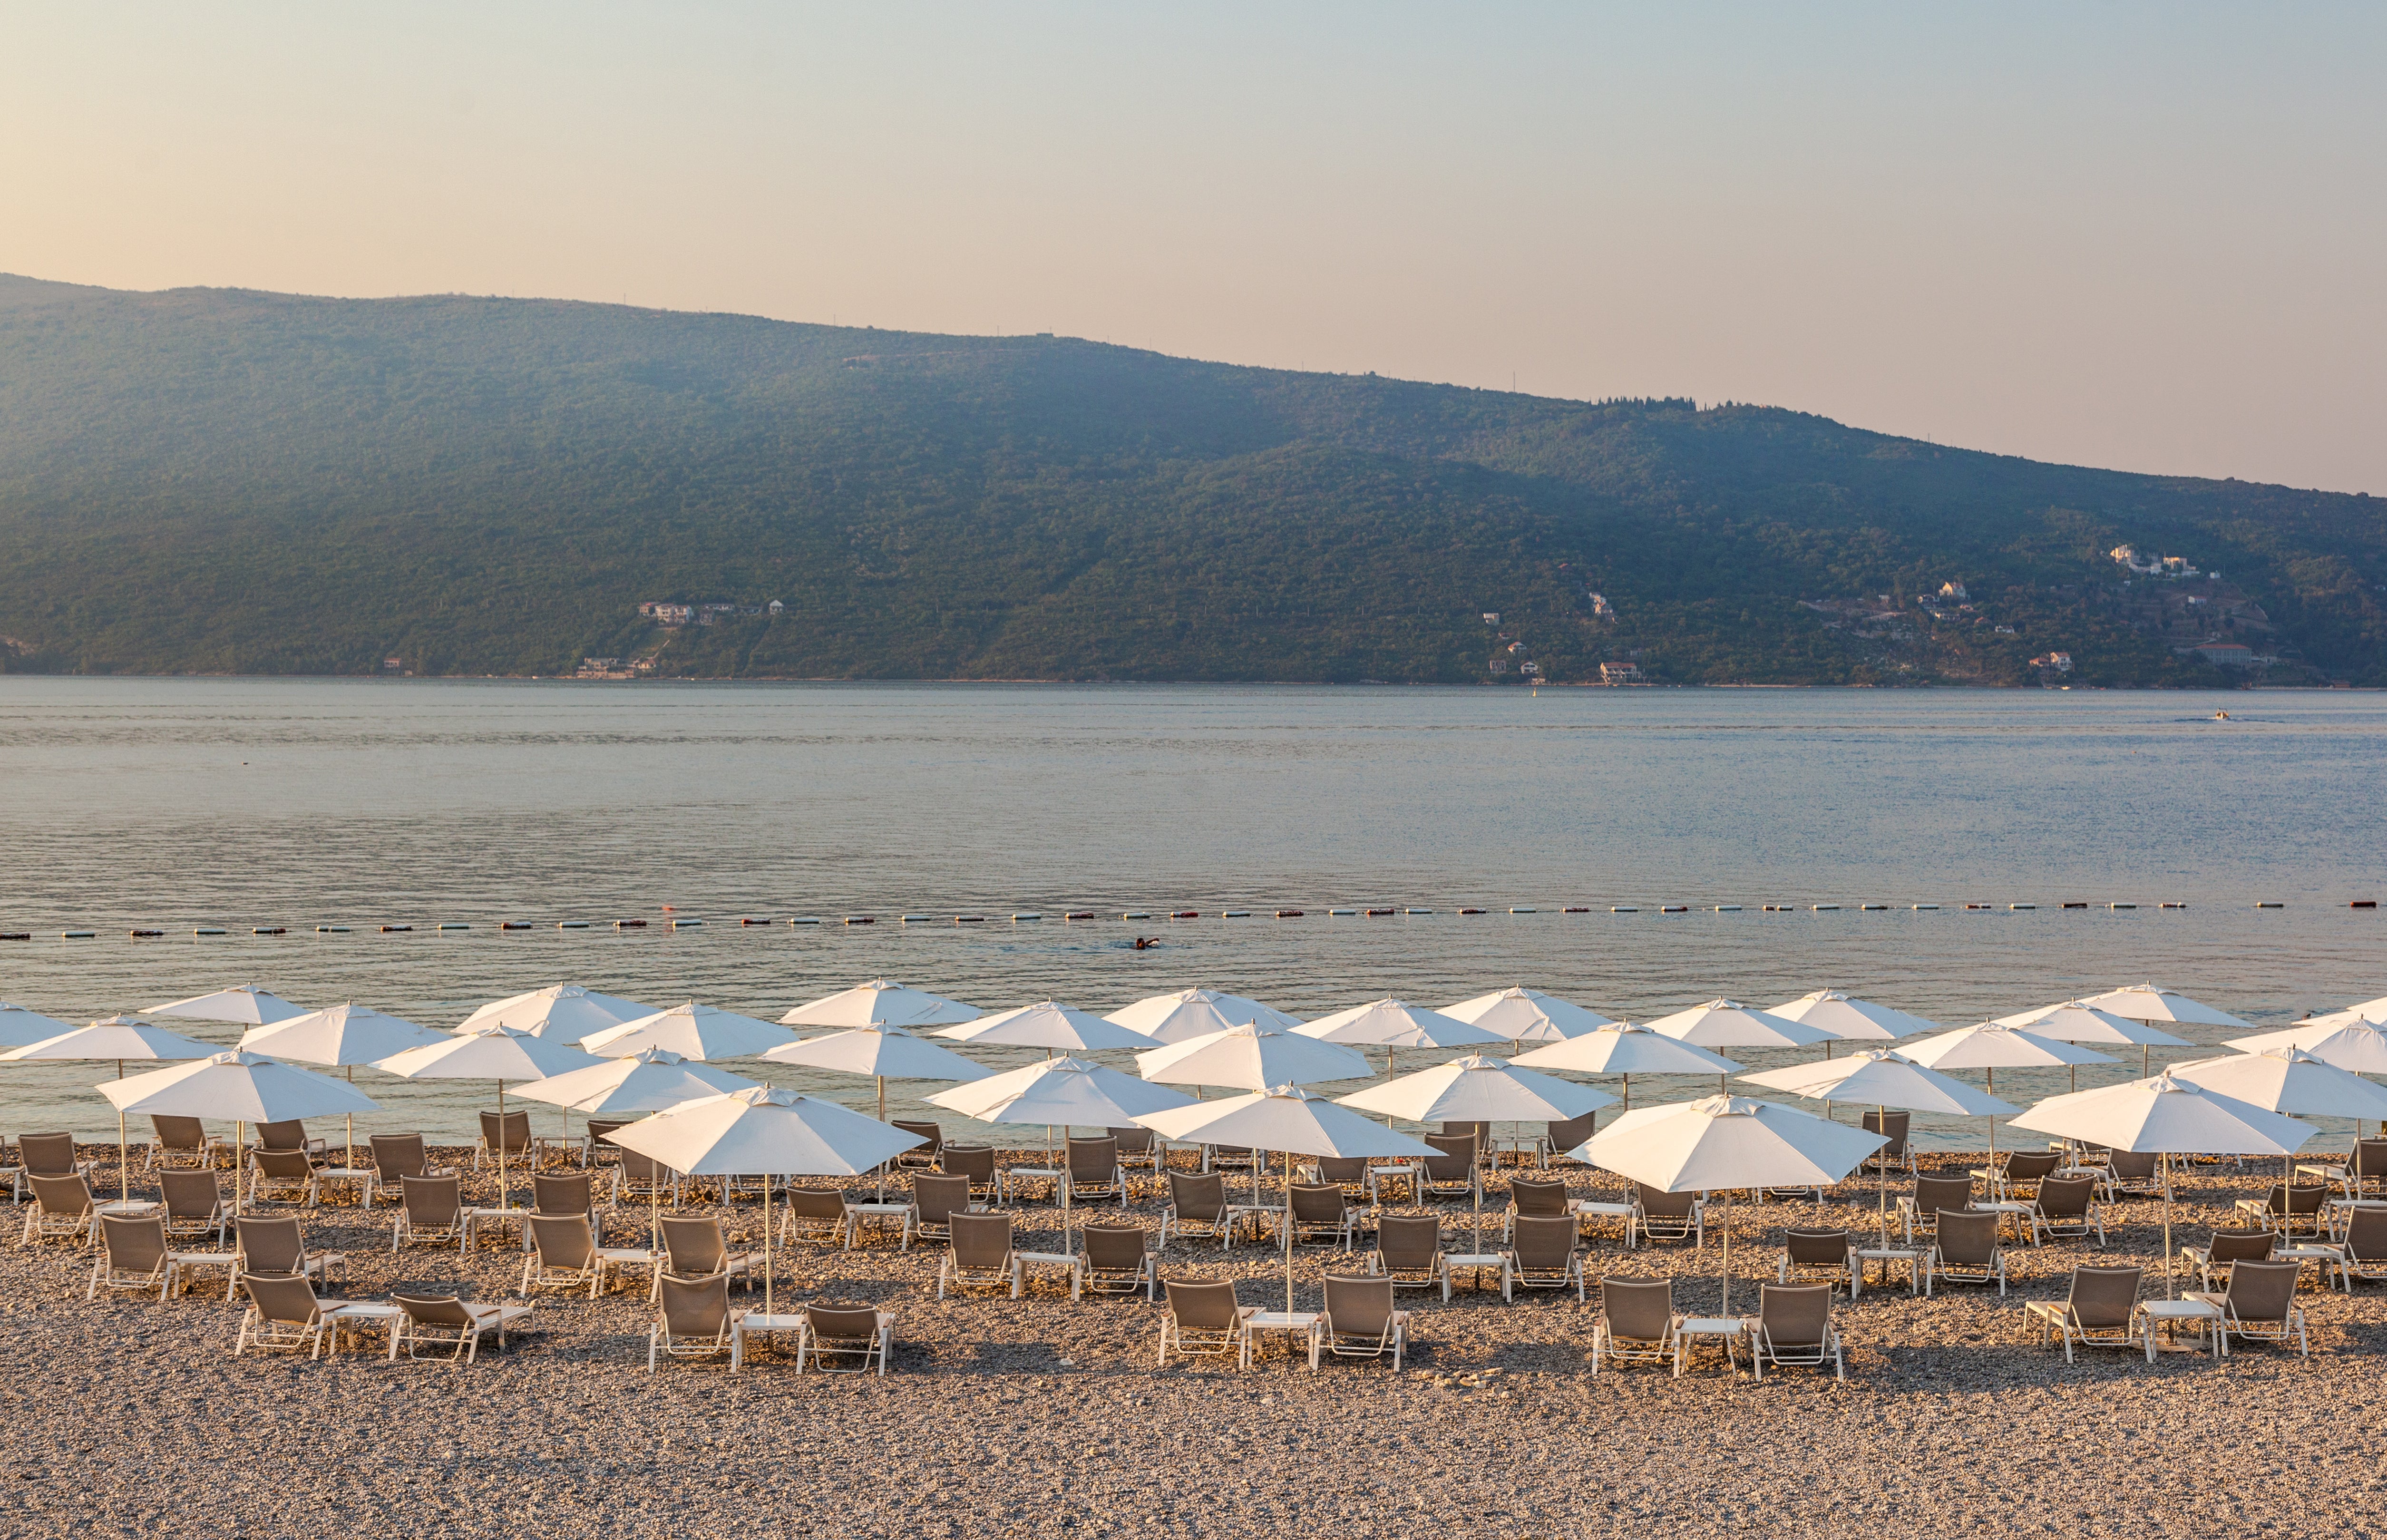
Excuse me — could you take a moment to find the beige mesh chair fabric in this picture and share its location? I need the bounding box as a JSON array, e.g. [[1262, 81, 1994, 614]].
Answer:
[[2188, 1258, 2309, 1358], [146, 1115, 222, 1171], [1746, 1283, 1843, 1380], [523, 1213, 614, 1297], [1420, 1134, 1478, 1202], [390, 1293, 532, 1365], [1204, 1144, 1257, 1174], [2183, 1228, 2275, 1291], [1067, 1137, 1123, 1205], [1313, 1274, 1406, 1368], [248, 1148, 322, 1208], [1156, 1278, 1255, 1367], [368, 1133, 439, 1183], [779, 1187, 853, 1249], [393, 1175, 465, 1251], [2103, 1150, 2161, 1198], [474, 1110, 531, 1172], [660, 1216, 760, 1292], [2351, 1139, 2387, 1198], [1900, 1175, 1975, 1243], [255, 1120, 325, 1158], [1776, 1228, 1855, 1292], [1160, 1172, 1232, 1248], [1630, 1182, 1705, 1248], [159, 1170, 228, 1248], [2332, 1205, 2387, 1290], [1106, 1125, 1161, 1179], [937, 1212, 1021, 1299], [612, 1146, 683, 1206], [1506, 1213, 1586, 1301], [19, 1173, 98, 1246], [531, 1172, 597, 1222], [2255, 1182, 2330, 1240], [88, 1215, 175, 1301], [2028, 1174, 2107, 1245], [1929, 1209, 2007, 1295], [1995, 1150, 2063, 1201], [234, 1215, 347, 1291], [798, 1302, 895, 1375], [1542, 1111, 1598, 1167], [584, 1119, 632, 1167], [2027, 1265, 2144, 1362], [1370, 1214, 1450, 1296], [1075, 1223, 1156, 1301], [234, 1273, 331, 1358], [911, 1172, 979, 1244], [18, 1133, 92, 1180], [892, 1120, 942, 1170], [1504, 1177, 1571, 1242], [1315, 1157, 1370, 1198], [939, 1144, 1002, 1201], [1288, 1183, 1355, 1250], [648, 1271, 738, 1371], [1590, 1277, 1680, 1374], [1861, 1110, 1913, 1174]]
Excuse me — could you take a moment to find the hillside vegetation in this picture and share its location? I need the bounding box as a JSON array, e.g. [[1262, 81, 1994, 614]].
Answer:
[[1, 274, 2381, 685]]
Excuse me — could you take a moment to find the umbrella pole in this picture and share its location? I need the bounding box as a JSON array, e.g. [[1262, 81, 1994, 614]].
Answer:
[[875, 1076, 889, 1203], [765, 1173, 775, 1316], [2161, 1151, 2175, 1299], [117, 1060, 129, 1205], [1720, 1191, 1732, 1317], [1986, 1068, 1996, 1163], [497, 1079, 509, 1211], [1878, 1102, 1890, 1248], [1284, 1148, 1294, 1315], [234, 1121, 245, 1216], [347, 1066, 358, 1174]]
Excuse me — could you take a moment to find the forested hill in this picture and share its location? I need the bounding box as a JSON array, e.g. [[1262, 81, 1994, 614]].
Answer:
[[1, 273, 2381, 686]]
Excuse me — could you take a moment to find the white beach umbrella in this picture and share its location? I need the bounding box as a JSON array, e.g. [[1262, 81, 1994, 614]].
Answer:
[[374, 1026, 605, 1209], [2, 1018, 218, 1201], [1900, 1023, 2115, 1156], [2228, 1015, 2387, 1068], [605, 1086, 926, 1315], [1136, 1024, 1375, 1093], [143, 984, 309, 1027], [1105, 988, 1302, 1043], [579, 1002, 797, 1061], [2010, 1072, 2312, 1296], [2349, 993, 2387, 1023], [1137, 1086, 1438, 1311], [929, 1058, 1196, 1247], [1738, 1050, 2017, 1244], [99, 1050, 379, 1216], [1438, 986, 1617, 1044], [0, 1003, 78, 1049], [2171, 1047, 2387, 1201], [1993, 1000, 2192, 1081], [239, 1003, 448, 1169], [516, 1047, 760, 1116], [2078, 984, 2254, 1032], [1582, 1095, 1886, 1314], [1512, 1023, 1744, 1111], [1338, 1054, 1618, 1249], [763, 1024, 992, 1121], [456, 983, 655, 1038], [781, 979, 981, 1029], [1294, 998, 1502, 1082], [935, 1001, 1154, 1054], [1647, 1001, 1835, 1088], [1767, 990, 1939, 1051]]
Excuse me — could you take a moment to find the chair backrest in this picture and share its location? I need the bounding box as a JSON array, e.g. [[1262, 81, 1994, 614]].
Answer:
[[1600, 1277, 1674, 1339], [1376, 1214, 1443, 1268], [1422, 1149, 1473, 1182], [805, 1301, 882, 1344], [2346, 1206, 2387, 1257], [1633, 1181, 1695, 1219], [528, 1213, 597, 1267], [1861, 1109, 1910, 1156], [1323, 1273, 1394, 1336], [1081, 1223, 1146, 1270], [1317, 1156, 1368, 1184], [940, 1145, 997, 1182], [913, 1173, 974, 1228], [1105, 1126, 1155, 1155], [1162, 1278, 1241, 1330], [1289, 1182, 1345, 1222], [660, 1216, 729, 1275], [401, 1174, 462, 1227], [1511, 1178, 1571, 1217], [1067, 1137, 1119, 1182], [1914, 1175, 1974, 1216], [160, 1170, 223, 1219], [242, 1272, 322, 1326], [587, 1118, 633, 1146], [786, 1187, 847, 1220], [18, 1132, 79, 1176], [369, 1134, 431, 1180], [2107, 1149, 2160, 1180], [1784, 1227, 1851, 1265], [2002, 1151, 2061, 1181], [253, 1148, 314, 1179], [2065, 1265, 2143, 1328], [660, 1272, 730, 1336], [2036, 1175, 2098, 1218], [1439, 1121, 1491, 1148], [2224, 1258, 2301, 1323], [256, 1120, 311, 1153], [2207, 1228, 2275, 1264], [949, 1211, 1014, 1269], [1758, 1283, 1832, 1348], [1545, 1111, 1597, 1156], [1935, 1209, 1999, 1264], [150, 1115, 208, 1151], [2354, 1139, 2387, 1179], [892, 1120, 942, 1156], [99, 1214, 169, 1272], [619, 1147, 673, 1184], [1167, 1171, 1226, 1221], [532, 1172, 594, 1218], [234, 1215, 307, 1273], [26, 1173, 91, 1215], [478, 1110, 530, 1153], [2265, 1182, 2328, 1217], [1424, 1131, 1478, 1163], [393, 1293, 476, 1329], [1511, 1213, 1577, 1268]]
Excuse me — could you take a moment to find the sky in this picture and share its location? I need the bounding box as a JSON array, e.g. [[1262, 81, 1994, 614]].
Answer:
[[5, 3, 2383, 493]]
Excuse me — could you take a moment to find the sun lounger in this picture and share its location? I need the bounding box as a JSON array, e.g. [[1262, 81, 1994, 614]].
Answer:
[[1156, 1278, 1257, 1367], [2330, 1205, 2387, 1291], [523, 1213, 650, 1297], [938, 1212, 1022, 1299], [1369, 1214, 1452, 1297], [234, 1273, 332, 1358], [658, 1215, 761, 1295], [1991, 1150, 2062, 1202], [1745, 1283, 1843, 1380], [2025, 1265, 2144, 1362], [1898, 1175, 1976, 1243], [1630, 1182, 1705, 1248], [17, 1132, 98, 1187], [2182, 1228, 2275, 1291], [583, 1119, 632, 1168], [1420, 1135, 1479, 1203], [1311, 1274, 1407, 1368], [1777, 1227, 1855, 1293], [1067, 1137, 1124, 1207], [2027, 1174, 2107, 1245], [87, 1214, 203, 1301], [612, 1147, 684, 1207], [1505, 1213, 1586, 1301], [233, 1215, 348, 1294], [532, 1172, 603, 1241], [392, 1175, 466, 1251], [367, 1133, 447, 1185], [2348, 1138, 2387, 1199], [254, 1120, 327, 1160], [474, 1110, 531, 1173], [20, 1173, 102, 1247], [2101, 1149, 2162, 1199], [1503, 1177, 1572, 1242], [390, 1293, 533, 1365], [159, 1170, 228, 1248], [648, 1272, 740, 1371], [1074, 1223, 1156, 1301], [1540, 1111, 1599, 1168], [940, 1144, 1004, 1203], [893, 1121, 943, 1170], [1160, 1172, 1233, 1248], [247, 1148, 322, 1208], [780, 1186, 856, 1248], [796, 1301, 895, 1375], [1861, 1111, 1913, 1175], [1590, 1277, 1681, 1374], [1288, 1182, 1357, 1250], [1929, 1209, 2007, 1295], [145, 1115, 224, 1171], [1106, 1126, 1162, 1184], [2249, 1183, 2329, 1241], [1203, 1144, 1257, 1176], [2187, 1258, 2308, 1358], [911, 1172, 981, 1246]]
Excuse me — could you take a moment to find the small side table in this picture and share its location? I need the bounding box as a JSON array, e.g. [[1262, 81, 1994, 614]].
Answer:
[[1366, 1163, 1420, 1205], [841, 1202, 915, 1251], [463, 1206, 532, 1250], [1245, 1309, 1320, 1368], [2136, 1298, 2224, 1360], [1854, 1247, 1926, 1298], [1004, 1167, 1063, 1203], [734, 1310, 804, 1368], [1978, 1201, 2038, 1245], [2275, 1244, 2338, 1289], [1016, 1249, 1078, 1299], [313, 1168, 379, 1208], [1675, 1316, 1744, 1377], [1443, 1252, 1510, 1302], [1227, 1205, 1284, 1246], [326, 1301, 406, 1357], [1570, 1200, 1636, 1249], [170, 1250, 241, 1299]]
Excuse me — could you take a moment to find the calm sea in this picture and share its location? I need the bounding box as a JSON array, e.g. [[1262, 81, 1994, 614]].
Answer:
[[1, 678, 2380, 1150]]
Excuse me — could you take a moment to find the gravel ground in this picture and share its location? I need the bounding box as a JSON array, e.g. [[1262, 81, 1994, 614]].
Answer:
[[3, 1143, 2381, 1540]]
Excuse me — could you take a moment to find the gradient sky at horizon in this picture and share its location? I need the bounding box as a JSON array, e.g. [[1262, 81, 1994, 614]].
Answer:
[[5, 4, 2382, 493]]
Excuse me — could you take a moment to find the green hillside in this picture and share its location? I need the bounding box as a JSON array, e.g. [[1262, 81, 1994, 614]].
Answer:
[[1, 273, 2381, 685]]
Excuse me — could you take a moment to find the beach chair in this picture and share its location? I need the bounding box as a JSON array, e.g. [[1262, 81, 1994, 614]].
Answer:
[[1420, 1135, 1480, 1203], [940, 1144, 1004, 1203], [1370, 1214, 1452, 1298], [2252, 1182, 2329, 1241], [17, 1132, 98, 1186], [2102, 1150, 2162, 1199], [233, 1215, 347, 1293], [1590, 1277, 1681, 1374], [892, 1120, 943, 1171], [389, 1293, 533, 1365], [87, 1215, 180, 1301], [1107, 1126, 1161, 1184], [2027, 1174, 2107, 1245], [1630, 1182, 1705, 1248], [612, 1147, 684, 1207], [1898, 1175, 1975, 1244], [1540, 1111, 1599, 1169], [2182, 1228, 2275, 1291], [2025, 1265, 2145, 1362], [159, 1170, 228, 1248], [1992, 1150, 2062, 1203], [247, 1148, 322, 1208], [255, 1120, 327, 1160], [1504, 1213, 1586, 1301], [1067, 1137, 1124, 1208], [392, 1175, 466, 1251], [2348, 1139, 2387, 1199], [659, 1215, 761, 1294], [1746, 1283, 1843, 1381], [1075, 1223, 1157, 1301], [1928, 1209, 2007, 1296], [796, 1301, 896, 1376], [1861, 1111, 1913, 1176], [2188, 1258, 2308, 1359], [1156, 1278, 1256, 1367], [1776, 1228, 1855, 1293], [1311, 1274, 1407, 1369], [474, 1111, 531, 1173], [367, 1133, 445, 1185], [1503, 1177, 1572, 1242], [233, 1273, 332, 1359], [523, 1213, 648, 1298], [911, 1172, 980, 1246], [531, 1171, 601, 1240], [2330, 1206, 2387, 1291], [937, 1212, 1022, 1299], [1288, 1182, 1356, 1250], [145, 1115, 223, 1171], [1315, 1157, 1372, 1204], [584, 1119, 632, 1168], [780, 1187, 854, 1249], [19, 1173, 101, 1247], [648, 1271, 739, 1372], [1159, 1172, 1233, 1248], [1203, 1144, 1257, 1177]]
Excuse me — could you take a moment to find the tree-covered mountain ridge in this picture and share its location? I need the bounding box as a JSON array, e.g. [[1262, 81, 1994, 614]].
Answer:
[[0, 273, 2380, 685]]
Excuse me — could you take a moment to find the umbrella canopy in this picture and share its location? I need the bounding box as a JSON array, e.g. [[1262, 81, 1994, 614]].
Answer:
[[98, 1050, 380, 1122], [1512, 1023, 1743, 1078], [1438, 986, 1617, 1043], [1645, 1000, 1834, 1051], [1767, 990, 1939, 1043], [2169, 1048, 2387, 1122], [1137, 1085, 1439, 1160], [2010, 1072, 2311, 1158], [456, 983, 655, 1038], [1104, 988, 1302, 1043], [513, 1047, 760, 1115], [928, 1056, 1196, 1126], [2078, 984, 2253, 1031], [238, 1003, 446, 1064], [375, 1024, 606, 1082], [1900, 1023, 2115, 1072], [0, 1003, 81, 1048], [1136, 1024, 1374, 1092], [2228, 1016, 2387, 1070], [2351, 993, 2387, 1022], [579, 1003, 797, 1061], [1, 1017, 219, 1064], [1337, 1053, 1617, 1124], [1737, 1050, 2018, 1117], [1993, 1001, 2193, 1049], [142, 984, 309, 1026], [935, 1001, 1154, 1053], [1295, 998, 1501, 1051], [762, 1024, 992, 1083], [781, 979, 981, 1029]]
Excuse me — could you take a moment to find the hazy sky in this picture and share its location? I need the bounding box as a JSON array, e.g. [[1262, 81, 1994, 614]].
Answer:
[[6, 4, 2383, 492]]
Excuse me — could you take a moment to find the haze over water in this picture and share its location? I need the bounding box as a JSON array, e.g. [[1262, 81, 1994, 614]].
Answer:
[[2, 678, 2379, 1149]]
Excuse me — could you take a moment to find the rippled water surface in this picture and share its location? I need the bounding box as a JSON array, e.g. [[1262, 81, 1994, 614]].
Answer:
[[1, 678, 2380, 1149]]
